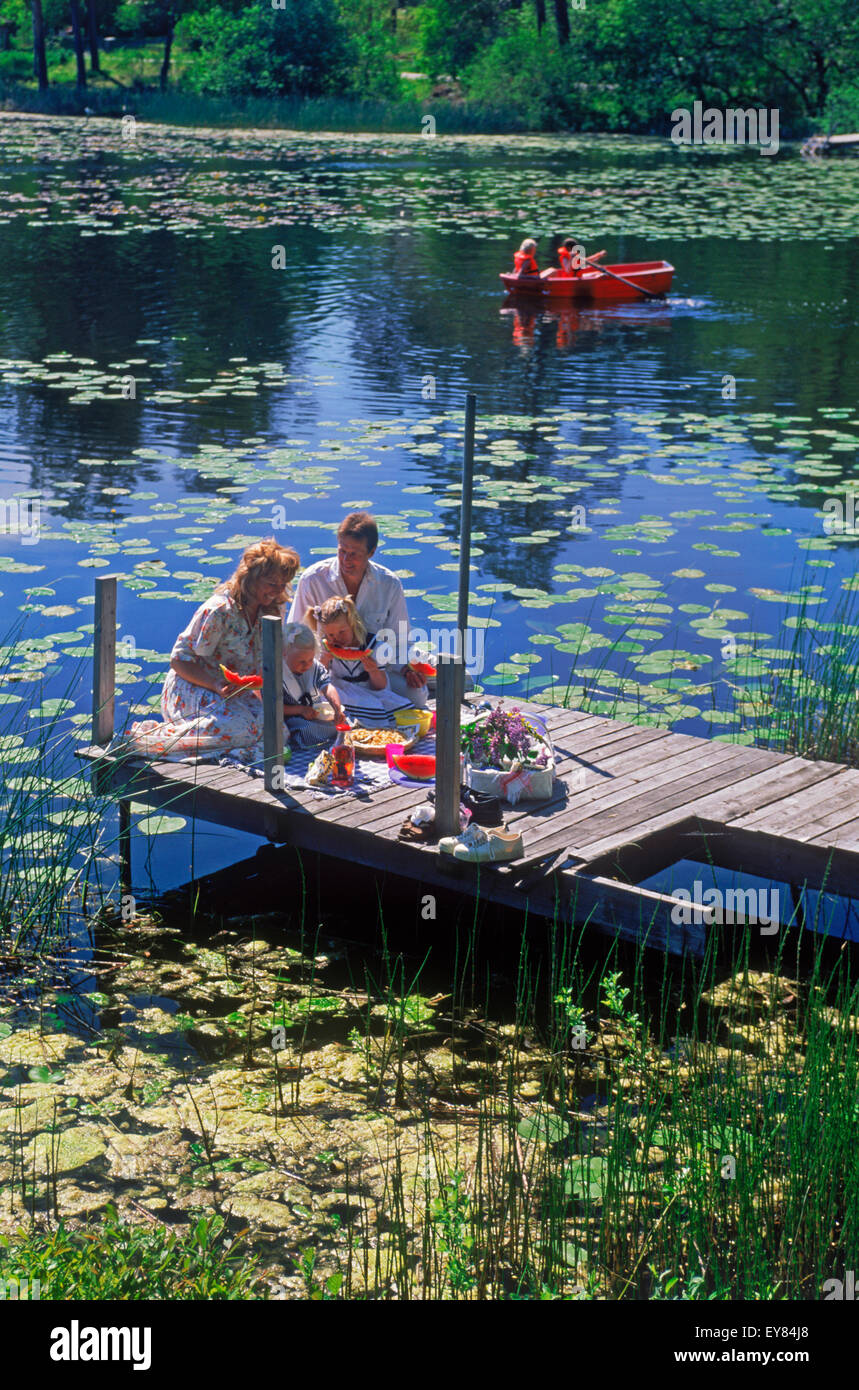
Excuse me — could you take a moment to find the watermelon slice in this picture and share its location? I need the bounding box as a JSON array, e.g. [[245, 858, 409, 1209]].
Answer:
[[389, 752, 436, 781], [219, 664, 262, 688], [324, 641, 373, 661], [408, 661, 436, 680]]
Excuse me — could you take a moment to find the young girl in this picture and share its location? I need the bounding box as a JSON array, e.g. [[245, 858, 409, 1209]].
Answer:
[[513, 238, 539, 276], [283, 622, 345, 748], [307, 595, 412, 726]]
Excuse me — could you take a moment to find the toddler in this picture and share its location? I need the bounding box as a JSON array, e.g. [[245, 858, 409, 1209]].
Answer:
[[283, 621, 344, 748]]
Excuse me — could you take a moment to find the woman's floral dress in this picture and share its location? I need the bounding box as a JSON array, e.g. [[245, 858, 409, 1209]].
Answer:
[[128, 591, 269, 760]]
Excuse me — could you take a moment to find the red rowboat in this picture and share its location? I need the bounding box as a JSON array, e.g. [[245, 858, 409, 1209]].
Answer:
[[500, 260, 674, 302]]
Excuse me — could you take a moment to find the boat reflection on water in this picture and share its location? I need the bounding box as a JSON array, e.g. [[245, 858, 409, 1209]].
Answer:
[[501, 298, 676, 351]]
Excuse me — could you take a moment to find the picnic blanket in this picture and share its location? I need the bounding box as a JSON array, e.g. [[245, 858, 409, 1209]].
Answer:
[[108, 728, 435, 801]]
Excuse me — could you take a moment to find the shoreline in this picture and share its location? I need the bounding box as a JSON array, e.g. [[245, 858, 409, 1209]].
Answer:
[[0, 84, 819, 142]]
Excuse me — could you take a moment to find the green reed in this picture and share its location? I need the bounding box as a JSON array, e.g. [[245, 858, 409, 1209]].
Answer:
[[326, 888, 859, 1300], [0, 82, 529, 134]]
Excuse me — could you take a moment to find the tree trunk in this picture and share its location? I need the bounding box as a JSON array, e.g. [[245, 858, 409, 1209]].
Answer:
[[160, 15, 174, 92], [553, 0, 570, 44], [86, 0, 100, 72], [534, 0, 546, 32], [31, 0, 49, 88], [69, 0, 87, 89], [813, 49, 827, 118]]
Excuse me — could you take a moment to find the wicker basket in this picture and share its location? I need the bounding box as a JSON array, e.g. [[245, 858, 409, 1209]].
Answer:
[[462, 711, 555, 804]]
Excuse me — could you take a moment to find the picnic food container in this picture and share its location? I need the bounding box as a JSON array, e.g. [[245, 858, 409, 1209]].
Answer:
[[461, 707, 555, 804], [393, 707, 434, 737]]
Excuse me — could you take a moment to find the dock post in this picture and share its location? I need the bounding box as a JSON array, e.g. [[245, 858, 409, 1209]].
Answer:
[[118, 796, 132, 896], [435, 652, 462, 838], [262, 614, 284, 793], [92, 574, 117, 746], [456, 392, 476, 705]]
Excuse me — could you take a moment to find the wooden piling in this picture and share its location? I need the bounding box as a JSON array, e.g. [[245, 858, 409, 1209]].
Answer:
[[118, 796, 132, 895], [262, 614, 283, 793], [435, 652, 462, 837], [92, 574, 117, 746], [456, 393, 476, 706]]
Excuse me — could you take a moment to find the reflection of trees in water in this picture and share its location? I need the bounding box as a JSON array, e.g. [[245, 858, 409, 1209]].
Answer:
[[0, 223, 332, 521], [409, 425, 624, 593]]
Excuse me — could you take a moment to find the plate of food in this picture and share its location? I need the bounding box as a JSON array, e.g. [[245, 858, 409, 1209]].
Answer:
[[348, 725, 419, 758]]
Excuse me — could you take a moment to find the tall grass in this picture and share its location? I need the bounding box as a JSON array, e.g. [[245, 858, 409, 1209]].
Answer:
[[0, 656, 111, 955], [746, 587, 859, 762], [323, 901, 859, 1299], [0, 82, 528, 134]]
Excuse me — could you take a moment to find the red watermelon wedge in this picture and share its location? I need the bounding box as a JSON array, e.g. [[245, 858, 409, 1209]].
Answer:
[[389, 752, 436, 781]]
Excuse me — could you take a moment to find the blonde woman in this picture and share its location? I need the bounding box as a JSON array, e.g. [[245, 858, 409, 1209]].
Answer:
[[306, 595, 412, 726], [130, 538, 299, 759]]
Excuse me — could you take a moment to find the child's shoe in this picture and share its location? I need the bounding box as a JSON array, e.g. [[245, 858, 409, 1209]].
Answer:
[[438, 822, 524, 864]]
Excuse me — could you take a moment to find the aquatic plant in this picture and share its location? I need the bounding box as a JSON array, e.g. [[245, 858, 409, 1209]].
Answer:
[[0, 1206, 264, 1299]]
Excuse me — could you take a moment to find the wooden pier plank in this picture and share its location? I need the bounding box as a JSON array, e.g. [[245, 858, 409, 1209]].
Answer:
[[730, 769, 859, 833], [570, 749, 779, 862], [806, 819, 859, 852], [490, 746, 776, 873], [694, 756, 842, 824]]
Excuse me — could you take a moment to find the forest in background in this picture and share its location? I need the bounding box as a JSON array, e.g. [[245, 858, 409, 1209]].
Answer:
[[0, 0, 858, 135]]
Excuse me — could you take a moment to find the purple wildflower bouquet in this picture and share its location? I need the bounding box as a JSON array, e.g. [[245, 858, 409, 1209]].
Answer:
[[461, 706, 551, 771]]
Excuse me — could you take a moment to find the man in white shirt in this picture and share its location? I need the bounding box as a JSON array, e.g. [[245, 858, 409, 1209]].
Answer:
[[287, 511, 428, 706]]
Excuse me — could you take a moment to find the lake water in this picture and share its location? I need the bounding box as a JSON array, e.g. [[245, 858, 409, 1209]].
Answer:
[[1, 115, 858, 891]]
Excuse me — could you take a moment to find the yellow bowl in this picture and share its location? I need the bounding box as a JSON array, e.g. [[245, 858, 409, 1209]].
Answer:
[[394, 707, 433, 737]]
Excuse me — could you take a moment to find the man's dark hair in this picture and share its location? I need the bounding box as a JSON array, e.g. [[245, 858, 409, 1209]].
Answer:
[[338, 511, 379, 553]]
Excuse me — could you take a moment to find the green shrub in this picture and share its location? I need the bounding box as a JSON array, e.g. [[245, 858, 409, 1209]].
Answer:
[[0, 1206, 265, 1299], [463, 28, 590, 131], [0, 48, 31, 82], [418, 0, 508, 80], [176, 1, 350, 99], [824, 81, 859, 132]]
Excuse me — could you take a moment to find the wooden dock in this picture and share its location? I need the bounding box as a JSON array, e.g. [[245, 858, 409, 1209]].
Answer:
[[801, 132, 859, 157], [78, 693, 859, 959]]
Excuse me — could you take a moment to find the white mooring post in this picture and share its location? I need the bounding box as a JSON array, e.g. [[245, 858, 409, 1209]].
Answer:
[[262, 614, 284, 792]]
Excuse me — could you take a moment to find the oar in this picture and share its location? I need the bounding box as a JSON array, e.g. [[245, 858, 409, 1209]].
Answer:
[[583, 257, 661, 300]]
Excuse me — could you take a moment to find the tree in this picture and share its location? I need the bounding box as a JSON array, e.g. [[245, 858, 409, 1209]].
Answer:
[[30, 0, 48, 87], [177, 1, 351, 98], [160, 6, 173, 89], [68, 0, 87, 88], [534, 0, 545, 31], [553, 0, 569, 44], [85, 0, 99, 71], [419, 0, 511, 78]]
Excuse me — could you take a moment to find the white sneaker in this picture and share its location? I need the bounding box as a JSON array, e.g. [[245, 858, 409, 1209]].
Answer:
[[439, 823, 524, 864], [439, 822, 488, 856]]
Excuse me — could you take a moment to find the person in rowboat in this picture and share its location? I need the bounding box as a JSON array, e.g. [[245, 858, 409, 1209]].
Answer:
[[556, 238, 606, 277], [559, 238, 582, 275], [513, 238, 539, 275]]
